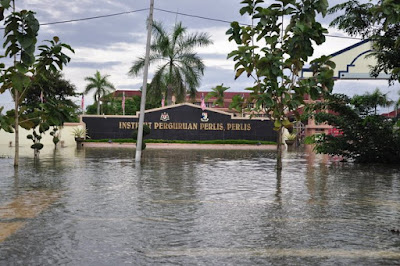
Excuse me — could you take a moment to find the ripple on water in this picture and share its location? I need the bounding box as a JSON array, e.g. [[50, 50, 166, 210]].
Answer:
[[0, 147, 399, 265]]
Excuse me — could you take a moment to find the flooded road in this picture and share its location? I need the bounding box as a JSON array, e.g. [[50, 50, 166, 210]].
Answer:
[[0, 146, 399, 265]]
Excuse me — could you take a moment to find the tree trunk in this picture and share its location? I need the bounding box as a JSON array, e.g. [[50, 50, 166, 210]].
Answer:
[[13, 90, 19, 167], [167, 84, 173, 105], [34, 148, 39, 159], [97, 101, 100, 115], [276, 126, 283, 170]]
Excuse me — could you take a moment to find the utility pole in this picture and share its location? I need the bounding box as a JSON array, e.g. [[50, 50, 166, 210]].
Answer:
[[12, 0, 19, 167], [135, 0, 154, 162]]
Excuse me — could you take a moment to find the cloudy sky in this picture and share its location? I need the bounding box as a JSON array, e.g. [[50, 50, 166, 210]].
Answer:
[[0, 0, 398, 113]]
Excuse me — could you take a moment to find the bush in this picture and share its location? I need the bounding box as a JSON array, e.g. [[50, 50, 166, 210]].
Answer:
[[132, 124, 151, 150], [310, 93, 400, 164]]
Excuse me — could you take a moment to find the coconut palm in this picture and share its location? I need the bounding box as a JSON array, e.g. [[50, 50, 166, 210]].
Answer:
[[129, 21, 212, 105], [84, 71, 116, 115], [229, 94, 245, 115], [352, 88, 393, 115], [205, 84, 229, 107]]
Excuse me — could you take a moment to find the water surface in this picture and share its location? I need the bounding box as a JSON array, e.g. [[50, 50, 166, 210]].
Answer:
[[0, 146, 399, 265]]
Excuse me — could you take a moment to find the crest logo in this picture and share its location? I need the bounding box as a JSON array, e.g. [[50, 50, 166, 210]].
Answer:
[[160, 112, 170, 121], [201, 112, 209, 122]]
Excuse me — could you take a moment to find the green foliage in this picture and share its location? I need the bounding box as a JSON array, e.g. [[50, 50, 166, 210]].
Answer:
[[329, 0, 400, 83], [227, 0, 335, 168], [132, 124, 151, 150], [21, 71, 78, 122], [84, 71, 116, 115], [229, 94, 245, 113], [86, 95, 142, 115], [129, 21, 213, 105], [85, 104, 98, 115], [132, 124, 151, 139], [310, 93, 400, 164], [27, 130, 44, 154], [351, 88, 393, 116], [0, 106, 13, 132], [286, 133, 297, 141], [35, 37, 74, 75], [0, 3, 74, 162], [205, 84, 230, 107], [72, 127, 87, 139], [49, 126, 60, 147]]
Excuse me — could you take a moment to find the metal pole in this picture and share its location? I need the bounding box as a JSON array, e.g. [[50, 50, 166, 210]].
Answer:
[[122, 91, 125, 116], [135, 0, 154, 162], [12, 0, 19, 167]]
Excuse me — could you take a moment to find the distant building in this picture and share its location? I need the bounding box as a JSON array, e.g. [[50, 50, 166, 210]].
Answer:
[[107, 90, 254, 114], [111, 90, 142, 99], [188, 91, 251, 112], [382, 108, 400, 119]]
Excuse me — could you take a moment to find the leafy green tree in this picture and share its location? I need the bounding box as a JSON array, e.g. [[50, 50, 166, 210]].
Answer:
[[309, 93, 400, 164], [129, 21, 212, 105], [227, 0, 335, 169], [205, 84, 230, 107], [0, 1, 73, 165], [22, 71, 77, 119], [329, 0, 400, 83], [144, 83, 162, 108], [86, 95, 143, 115], [229, 94, 245, 115], [84, 71, 116, 115], [21, 71, 77, 155]]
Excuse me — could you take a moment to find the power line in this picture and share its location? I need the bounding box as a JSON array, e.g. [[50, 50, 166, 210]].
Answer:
[[154, 8, 362, 40], [326, 34, 362, 40], [0, 8, 149, 29], [154, 7, 251, 26], [0, 7, 362, 41], [40, 8, 149, 26]]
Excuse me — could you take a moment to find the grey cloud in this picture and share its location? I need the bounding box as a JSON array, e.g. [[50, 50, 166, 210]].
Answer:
[[69, 61, 121, 69]]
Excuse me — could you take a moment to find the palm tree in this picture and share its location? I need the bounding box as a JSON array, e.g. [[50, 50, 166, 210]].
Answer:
[[84, 71, 116, 115], [129, 21, 212, 105], [351, 88, 393, 115], [205, 84, 229, 107], [229, 94, 245, 115], [370, 88, 393, 115]]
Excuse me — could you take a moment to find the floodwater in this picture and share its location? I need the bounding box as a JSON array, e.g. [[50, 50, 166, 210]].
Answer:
[[0, 146, 400, 265]]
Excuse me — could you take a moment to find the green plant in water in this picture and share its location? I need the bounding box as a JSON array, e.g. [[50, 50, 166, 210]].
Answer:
[[308, 93, 400, 164], [286, 133, 297, 141], [27, 130, 43, 158], [227, 0, 335, 170], [132, 124, 151, 150], [50, 126, 60, 147], [72, 127, 88, 139]]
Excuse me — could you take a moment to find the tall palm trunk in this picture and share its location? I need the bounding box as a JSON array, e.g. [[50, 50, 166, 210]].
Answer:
[[167, 84, 173, 105], [97, 101, 100, 115], [166, 63, 174, 105]]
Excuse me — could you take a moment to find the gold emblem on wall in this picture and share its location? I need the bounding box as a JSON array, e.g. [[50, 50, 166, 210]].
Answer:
[[201, 112, 209, 122], [160, 112, 170, 122]]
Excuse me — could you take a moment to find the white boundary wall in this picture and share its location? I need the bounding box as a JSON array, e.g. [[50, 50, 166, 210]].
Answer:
[[0, 122, 85, 148]]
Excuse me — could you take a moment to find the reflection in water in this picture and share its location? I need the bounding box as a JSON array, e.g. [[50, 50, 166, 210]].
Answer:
[[0, 147, 399, 265]]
